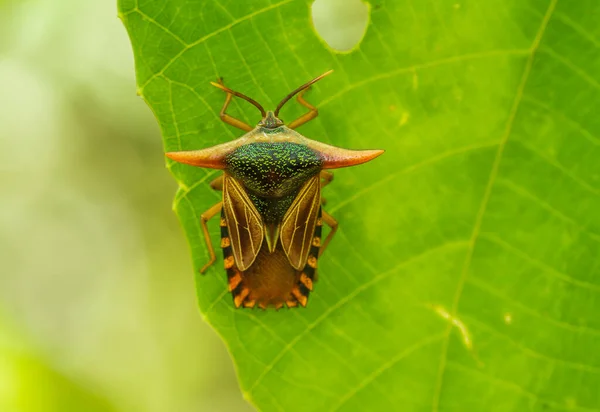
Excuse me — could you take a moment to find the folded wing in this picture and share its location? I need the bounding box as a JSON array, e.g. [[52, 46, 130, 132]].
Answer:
[[222, 173, 264, 271], [280, 174, 321, 270]]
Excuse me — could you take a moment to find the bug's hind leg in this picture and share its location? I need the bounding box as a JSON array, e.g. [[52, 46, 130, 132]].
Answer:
[[287, 88, 319, 129], [199, 201, 223, 274], [197, 174, 226, 274], [213, 79, 253, 132], [319, 210, 338, 258]]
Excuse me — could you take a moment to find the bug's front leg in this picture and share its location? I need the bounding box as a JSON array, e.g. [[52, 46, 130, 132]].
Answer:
[[319, 210, 338, 257], [287, 88, 319, 129], [214, 79, 253, 132], [209, 174, 223, 191], [199, 201, 223, 274]]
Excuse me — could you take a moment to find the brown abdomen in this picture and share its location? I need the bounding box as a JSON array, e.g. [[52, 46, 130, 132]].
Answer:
[[220, 209, 321, 309]]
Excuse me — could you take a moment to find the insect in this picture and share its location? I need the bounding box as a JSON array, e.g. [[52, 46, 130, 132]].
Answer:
[[166, 71, 383, 309]]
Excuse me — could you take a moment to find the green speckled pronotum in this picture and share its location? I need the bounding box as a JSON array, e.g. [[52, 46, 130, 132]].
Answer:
[[166, 71, 384, 309]]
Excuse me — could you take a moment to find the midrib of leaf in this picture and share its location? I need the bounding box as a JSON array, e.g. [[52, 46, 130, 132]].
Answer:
[[431, 0, 559, 410]]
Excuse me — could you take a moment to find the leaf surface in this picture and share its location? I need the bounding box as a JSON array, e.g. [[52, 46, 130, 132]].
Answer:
[[119, 0, 600, 410]]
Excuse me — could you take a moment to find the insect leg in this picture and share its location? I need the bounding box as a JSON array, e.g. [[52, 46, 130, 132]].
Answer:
[[320, 170, 334, 188], [215, 80, 253, 132], [319, 171, 333, 205], [199, 201, 223, 274], [287, 89, 319, 129], [209, 174, 223, 191], [319, 210, 338, 257]]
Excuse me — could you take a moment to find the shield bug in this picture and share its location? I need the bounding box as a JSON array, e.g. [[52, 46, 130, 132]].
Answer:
[[166, 71, 383, 309]]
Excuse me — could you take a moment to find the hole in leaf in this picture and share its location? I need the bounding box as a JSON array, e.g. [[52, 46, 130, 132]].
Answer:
[[311, 0, 369, 52]]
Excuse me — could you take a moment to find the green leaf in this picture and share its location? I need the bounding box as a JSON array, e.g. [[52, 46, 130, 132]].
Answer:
[[118, 0, 600, 411]]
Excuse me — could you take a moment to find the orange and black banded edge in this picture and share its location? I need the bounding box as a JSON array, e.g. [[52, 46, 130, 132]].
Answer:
[[220, 211, 252, 309], [290, 207, 322, 308]]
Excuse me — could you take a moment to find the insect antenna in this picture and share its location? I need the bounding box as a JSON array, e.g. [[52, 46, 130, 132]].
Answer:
[[274, 70, 333, 116], [210, 81, 266, 118]]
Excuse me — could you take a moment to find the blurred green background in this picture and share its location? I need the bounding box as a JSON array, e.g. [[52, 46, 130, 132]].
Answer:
[[0, 0, 366, 410]]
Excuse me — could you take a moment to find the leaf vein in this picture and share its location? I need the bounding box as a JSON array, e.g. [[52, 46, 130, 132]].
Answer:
[[482, 232, 600, 292], [468, 276, 600, 336], [328, 140, 501, 214], [431, 1, 559, 410], [515, 140, 600, 195], [496, 178, 600, 241], [554, 11, 600, 47], [248, 241, 469, 394], [466, 316, 600, 375], [319, 49, 530, 108], [543, 46, 600, 91], [132, 9, 187, 45], [448, 361, 600, 412], [523, 95, 600, 146], [331, 333, 446, 411], [138, 0, 296, 91]]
